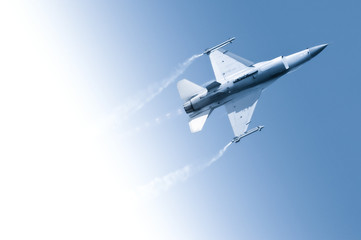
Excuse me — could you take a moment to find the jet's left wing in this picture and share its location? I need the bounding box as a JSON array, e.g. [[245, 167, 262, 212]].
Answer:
[[209, 49, 253, 84], [225, 88, 262, 136]]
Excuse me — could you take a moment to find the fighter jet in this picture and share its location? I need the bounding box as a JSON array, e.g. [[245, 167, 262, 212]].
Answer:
[[177, 38, 327, 142]]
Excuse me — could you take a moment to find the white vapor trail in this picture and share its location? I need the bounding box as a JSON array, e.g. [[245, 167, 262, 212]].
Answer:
[[138, 140, 233, 200], [115, 53, 202, 120], [204, 141, 233, 167], [120, 108, 183, 138], [95, 53, 201, 135], [129, 53, 203, 115], [138, 165, 193, 200]]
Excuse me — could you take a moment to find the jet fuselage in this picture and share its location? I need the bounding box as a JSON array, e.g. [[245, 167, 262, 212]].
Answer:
[[184, 44, 327, 117]]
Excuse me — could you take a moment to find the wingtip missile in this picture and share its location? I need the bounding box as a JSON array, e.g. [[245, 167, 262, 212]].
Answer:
[[232, 125, 264, 143], [203, 37, 236, 55]]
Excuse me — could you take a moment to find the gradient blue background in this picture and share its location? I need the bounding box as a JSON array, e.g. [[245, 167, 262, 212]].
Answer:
[[1, 1, 360, 239]]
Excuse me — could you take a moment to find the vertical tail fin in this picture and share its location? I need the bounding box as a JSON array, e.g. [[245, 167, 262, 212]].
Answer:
[[177, 79, 206, 101]]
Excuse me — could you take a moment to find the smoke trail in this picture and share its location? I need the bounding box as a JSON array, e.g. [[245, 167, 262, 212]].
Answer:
[[129, 53, 203, 115], [204, 141, 233, 167], [115, 53, 202, 121], [138, 165, 193, 200], [118, 108, 183, 138], [138, 140, 233, 200], [94, 54, 201, 135]]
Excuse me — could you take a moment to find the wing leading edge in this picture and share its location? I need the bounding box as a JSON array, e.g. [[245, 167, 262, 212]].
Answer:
[[225, 88, 262, 137]]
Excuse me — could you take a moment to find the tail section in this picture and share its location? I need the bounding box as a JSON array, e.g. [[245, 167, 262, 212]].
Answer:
[[177, 79, 210, 133], [177, 79, 206, 101]]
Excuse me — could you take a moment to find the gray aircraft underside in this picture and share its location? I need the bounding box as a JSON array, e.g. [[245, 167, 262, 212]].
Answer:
[[177, 38, 327, 142]]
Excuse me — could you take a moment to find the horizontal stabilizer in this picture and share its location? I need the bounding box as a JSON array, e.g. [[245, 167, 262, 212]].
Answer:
[[189, 109, 211, 133], [177, 79, 206, 101]]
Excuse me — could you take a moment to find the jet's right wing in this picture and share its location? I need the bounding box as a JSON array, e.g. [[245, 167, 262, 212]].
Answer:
[[225, 88, 262, 137], [209, 49, 253, 84]]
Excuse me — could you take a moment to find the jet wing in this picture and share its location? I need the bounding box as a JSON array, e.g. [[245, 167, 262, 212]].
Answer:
[[188, 109, 212, 133], [209, 49, 253, 84], [225, 88, 262, 136]]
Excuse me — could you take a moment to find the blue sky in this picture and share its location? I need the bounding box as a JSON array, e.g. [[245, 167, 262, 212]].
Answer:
[[1, 1, 360, 239]]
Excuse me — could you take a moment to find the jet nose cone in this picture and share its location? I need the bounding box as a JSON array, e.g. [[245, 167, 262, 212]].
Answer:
[[309, 44, 328, 57]]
